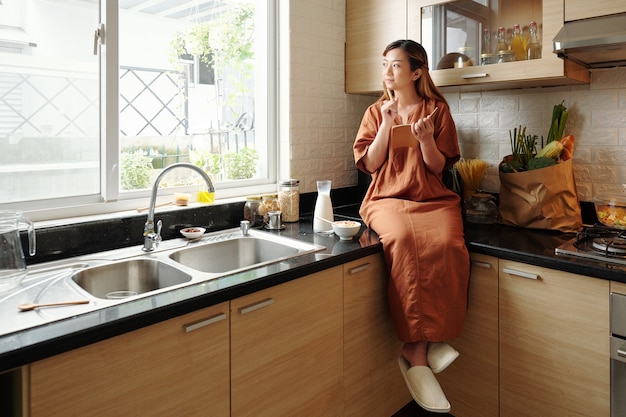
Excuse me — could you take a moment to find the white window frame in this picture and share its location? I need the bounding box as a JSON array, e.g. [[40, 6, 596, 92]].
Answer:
[[6, 0, 280, 223]]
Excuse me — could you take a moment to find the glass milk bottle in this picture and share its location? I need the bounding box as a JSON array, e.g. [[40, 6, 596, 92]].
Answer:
[[313, 180, 334, 233]]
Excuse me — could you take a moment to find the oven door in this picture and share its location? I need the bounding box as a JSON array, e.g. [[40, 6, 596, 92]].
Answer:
[[611, 336, 626, 416]]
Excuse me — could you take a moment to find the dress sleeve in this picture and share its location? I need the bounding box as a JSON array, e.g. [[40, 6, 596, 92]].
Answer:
[[353, 104, 383, 174], [433, 103, 461, 169]]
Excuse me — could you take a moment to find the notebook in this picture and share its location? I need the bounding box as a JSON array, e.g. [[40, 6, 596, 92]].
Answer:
[[390, 124, 417, 149]]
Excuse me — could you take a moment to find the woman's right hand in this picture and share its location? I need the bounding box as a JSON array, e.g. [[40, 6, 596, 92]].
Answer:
[[381, 90, 398, 126]]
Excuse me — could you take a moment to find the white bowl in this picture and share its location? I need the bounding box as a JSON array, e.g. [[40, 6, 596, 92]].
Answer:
[[331, 220, 361, 241], [180, 227, 206, 240]]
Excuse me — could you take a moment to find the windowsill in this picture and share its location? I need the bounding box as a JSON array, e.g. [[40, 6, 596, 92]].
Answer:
[[25, 183, 279, 227]]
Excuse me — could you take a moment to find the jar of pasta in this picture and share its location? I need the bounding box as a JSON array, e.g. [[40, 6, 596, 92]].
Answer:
[[278, 179, 299, 222]]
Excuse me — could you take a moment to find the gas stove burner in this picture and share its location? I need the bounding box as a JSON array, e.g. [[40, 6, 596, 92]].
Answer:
[[556, 224, 626, 267], [575, 224, 626, 242], [591, 237, 626, 255]]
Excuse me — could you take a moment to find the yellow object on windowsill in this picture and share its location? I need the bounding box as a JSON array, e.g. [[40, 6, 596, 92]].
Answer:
[[197, 191, 215, 204]]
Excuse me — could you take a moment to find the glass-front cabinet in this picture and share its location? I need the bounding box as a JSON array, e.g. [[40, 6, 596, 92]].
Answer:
[[345, 0, 591, 94]]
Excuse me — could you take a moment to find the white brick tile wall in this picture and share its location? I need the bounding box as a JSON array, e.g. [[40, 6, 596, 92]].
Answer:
[[445, 67, 626, 201], [288, 0, 372, 193], [289, 0, 626, 202]]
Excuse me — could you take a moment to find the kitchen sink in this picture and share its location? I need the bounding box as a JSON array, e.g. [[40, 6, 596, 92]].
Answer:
[[169, 236, 303, 273], [69, 229, 324, 301], [71, 259, 192, 299]]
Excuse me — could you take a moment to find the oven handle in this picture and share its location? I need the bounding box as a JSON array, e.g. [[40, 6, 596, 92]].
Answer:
[[611, 336, 626, 363]]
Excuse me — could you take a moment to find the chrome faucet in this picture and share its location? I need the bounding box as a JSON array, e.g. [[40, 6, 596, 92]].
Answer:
[[142, 162, 215, 252]]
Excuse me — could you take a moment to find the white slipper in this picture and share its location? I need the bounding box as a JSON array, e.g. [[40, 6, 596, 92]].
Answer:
[[427, 342, 459, 374], [398, 356, 451, 413]]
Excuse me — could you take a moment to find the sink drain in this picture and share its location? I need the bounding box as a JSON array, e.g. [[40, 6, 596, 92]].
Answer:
[[105, 290, 138, 300]]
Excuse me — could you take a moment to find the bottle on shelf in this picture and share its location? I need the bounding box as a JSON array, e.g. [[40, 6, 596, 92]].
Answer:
[[480, 28, 495, 65], [481, 28, 491, 55], [511, 24, 525, 61], [495, 26, 507, 54], [526, 21, 541, 60]]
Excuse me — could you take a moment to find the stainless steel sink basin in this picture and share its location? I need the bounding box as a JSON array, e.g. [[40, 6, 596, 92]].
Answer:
[[169, 236, 303, 273], [71, 259, 192, 299]]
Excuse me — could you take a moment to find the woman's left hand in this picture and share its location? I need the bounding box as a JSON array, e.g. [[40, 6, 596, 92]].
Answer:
[[411, 113, 435, 144]]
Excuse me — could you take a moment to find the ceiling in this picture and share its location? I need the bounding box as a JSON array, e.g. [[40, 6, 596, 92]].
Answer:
[[76, 0, 242, 23], [120, 0, 237, 22]]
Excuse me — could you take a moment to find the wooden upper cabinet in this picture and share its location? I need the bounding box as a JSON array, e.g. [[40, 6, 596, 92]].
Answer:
[[345, 0, 408, 95], [565, 0, 625, 21], [346, 0, 590, 94]]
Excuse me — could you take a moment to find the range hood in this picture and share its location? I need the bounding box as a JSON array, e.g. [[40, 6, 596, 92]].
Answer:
[[553, 13, 626, 68]]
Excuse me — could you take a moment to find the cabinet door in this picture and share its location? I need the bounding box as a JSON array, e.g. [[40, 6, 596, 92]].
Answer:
[[345, 0, 408, 94], [231, 267, 343, 417], [345, 0, 589, 93], [499, 260, 610, 417], [611, 280, 626, 295], [417, 0, 588, 90], [343, 253, 410, 417], [437, 253, 499, 417], [30, 302, 230, 417], [565, 0, 624, 21]]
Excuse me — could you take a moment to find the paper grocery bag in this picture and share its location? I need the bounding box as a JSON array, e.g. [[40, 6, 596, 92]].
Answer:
[[498, 157, 582, 232]]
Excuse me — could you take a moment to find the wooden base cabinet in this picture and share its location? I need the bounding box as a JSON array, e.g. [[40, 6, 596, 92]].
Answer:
[[230, 267, 343, 417], [30, 302, 230, 417], [499, 260, 610, 417], [0, 367, 27, 417], [438, 253, 499, 417], [343, 253, 410, 417]]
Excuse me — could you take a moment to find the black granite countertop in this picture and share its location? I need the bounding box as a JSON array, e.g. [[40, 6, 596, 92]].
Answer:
[[1, 202, 625, 373]]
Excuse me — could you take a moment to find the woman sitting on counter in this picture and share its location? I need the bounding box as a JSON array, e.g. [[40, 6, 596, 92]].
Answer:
[[353, 39, 470, 414]]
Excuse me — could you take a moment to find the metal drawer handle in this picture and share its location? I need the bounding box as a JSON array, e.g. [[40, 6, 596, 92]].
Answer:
[[348, 262, 372, 274], [238, 297, 274, 315], [184, 312, 226, 332], [461, 73, 488, 79], [618, 347, 626, 358], [471, 260, 492, 269], [503, 267, 539, 280]]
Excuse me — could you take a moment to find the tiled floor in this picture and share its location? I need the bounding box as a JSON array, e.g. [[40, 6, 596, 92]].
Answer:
[[392, 401, 453, 417]]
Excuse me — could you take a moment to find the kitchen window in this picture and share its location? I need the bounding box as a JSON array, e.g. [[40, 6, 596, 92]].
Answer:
[[0, 0, 277, 219]]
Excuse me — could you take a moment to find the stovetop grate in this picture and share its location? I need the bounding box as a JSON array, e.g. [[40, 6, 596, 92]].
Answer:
[[556, 224, 626, 267]]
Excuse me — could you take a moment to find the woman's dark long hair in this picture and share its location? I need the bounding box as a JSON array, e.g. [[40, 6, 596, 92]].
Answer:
[[379, 39, 448, 105]]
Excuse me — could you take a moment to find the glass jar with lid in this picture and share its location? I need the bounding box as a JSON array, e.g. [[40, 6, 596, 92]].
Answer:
[[497, 50, 516, 63], [260, 194, 280, 225], [278, 179, 300, 222], [480, 53, 496, 65], [465, 192, 498, 224], [243, 195, 263, 227]]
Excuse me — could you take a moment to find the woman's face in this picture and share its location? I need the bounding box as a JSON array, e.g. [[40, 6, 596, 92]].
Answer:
[[382, 48, 420, 93]]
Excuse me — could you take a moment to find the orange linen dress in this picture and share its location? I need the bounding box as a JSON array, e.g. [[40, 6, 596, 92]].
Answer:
[[353, 99, 470, 343]]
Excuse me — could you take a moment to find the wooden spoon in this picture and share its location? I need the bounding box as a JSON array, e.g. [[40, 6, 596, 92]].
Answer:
[[18, 300, 90, 312]]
